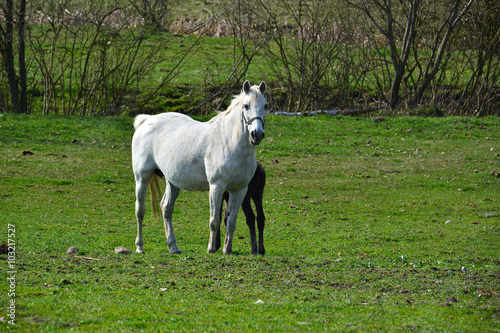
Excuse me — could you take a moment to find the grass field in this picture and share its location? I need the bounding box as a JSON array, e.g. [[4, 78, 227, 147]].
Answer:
[[0, 113, 499, 331]]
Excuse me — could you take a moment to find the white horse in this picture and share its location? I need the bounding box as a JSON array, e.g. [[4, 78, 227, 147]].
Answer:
[[132, 81, 268, 255]]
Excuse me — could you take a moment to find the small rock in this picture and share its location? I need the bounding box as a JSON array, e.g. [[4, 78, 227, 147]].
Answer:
[[21, 150, 34, 156], [0, 242, 9, 254], [445, 220, 452, 224], [254, 299, 265, 304], [66, 246, 79, 254], [115, 246, 132, 254]]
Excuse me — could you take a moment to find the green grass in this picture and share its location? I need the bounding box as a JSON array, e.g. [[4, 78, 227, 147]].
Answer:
[[0, 113, 499, 331]]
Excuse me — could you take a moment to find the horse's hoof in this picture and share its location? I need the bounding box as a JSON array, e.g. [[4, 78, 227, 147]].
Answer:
[[207, 248, 217, 254], [223, 249, 233, 255], [170, 249, 181, 254], [136, 248, 145, 254]]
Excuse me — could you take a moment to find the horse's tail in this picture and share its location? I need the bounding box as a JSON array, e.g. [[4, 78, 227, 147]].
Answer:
[[134, 114, 150, 130], [149, 173, 163, 221]]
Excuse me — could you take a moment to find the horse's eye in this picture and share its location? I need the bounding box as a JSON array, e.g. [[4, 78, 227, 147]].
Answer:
[[244, 104, 249, 110], [265, 104, 268, 110]]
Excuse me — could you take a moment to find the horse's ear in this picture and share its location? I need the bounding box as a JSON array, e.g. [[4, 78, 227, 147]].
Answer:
[[259, 81, 267, 94], [243, 80, 251, 94]]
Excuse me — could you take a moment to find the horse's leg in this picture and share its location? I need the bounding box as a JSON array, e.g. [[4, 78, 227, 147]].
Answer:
[[207, 185, 224, 254], [216, 192, 229, 252], [162, 181, 181, 254], [135, 173, 153, 254], [241, 197, 258, 254], [253, 193, 266, 255], [215, 211, 221, 252], [224, 186, 248, 255]]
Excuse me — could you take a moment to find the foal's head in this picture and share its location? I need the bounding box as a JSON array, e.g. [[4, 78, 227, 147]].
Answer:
[[241, 80, 268, 146]]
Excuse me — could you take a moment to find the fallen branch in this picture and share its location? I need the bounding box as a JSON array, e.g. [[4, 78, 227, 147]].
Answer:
[[271, 106, 386, 117], [272, 110, 340, 116], [338, 106, 386, 116]]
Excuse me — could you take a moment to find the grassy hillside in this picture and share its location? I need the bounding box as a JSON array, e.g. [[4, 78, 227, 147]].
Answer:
[[0, 113, 499, 331]]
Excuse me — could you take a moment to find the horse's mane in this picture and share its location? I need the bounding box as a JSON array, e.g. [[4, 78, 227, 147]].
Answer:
[[209, 92, 245, 121]]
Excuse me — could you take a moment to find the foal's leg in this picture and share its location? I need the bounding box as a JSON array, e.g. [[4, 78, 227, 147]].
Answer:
[[162, 181, 181, 254], [253, 193, 266, 255], [135, 173, 153, 254], [224, 186, 248, 255], [241, 197, 258, 254]]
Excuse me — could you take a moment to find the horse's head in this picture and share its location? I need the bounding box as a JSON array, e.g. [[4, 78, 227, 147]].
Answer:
[[241, 80, 268, 146]]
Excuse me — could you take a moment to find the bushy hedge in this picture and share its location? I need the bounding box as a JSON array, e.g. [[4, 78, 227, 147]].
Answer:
[[1, 0, 498, 116]]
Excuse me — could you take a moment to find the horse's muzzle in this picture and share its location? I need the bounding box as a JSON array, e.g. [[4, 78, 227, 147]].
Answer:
[[250, 129, 265, 145]]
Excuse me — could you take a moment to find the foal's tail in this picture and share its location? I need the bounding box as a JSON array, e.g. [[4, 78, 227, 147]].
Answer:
[[149, 173, 163, 221]]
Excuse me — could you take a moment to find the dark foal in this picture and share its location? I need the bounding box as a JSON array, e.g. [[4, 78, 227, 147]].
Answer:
[[216, 162, 266, 255], [153, 163, 266, 255]]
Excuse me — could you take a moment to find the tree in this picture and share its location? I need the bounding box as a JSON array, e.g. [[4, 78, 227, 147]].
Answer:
[[0, 0, 27, 113], [343, 0, 476, 110], [412, 0, 474, 105], [17, 0, 26, 113], [343, 0, 419, 110], [259, 0, 342, 113]]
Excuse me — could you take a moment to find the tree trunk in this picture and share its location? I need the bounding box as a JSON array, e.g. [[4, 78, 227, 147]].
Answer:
[[4, 0, 19, 113], [389, 65, 403, 109], [18, 0, 27, 113]]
